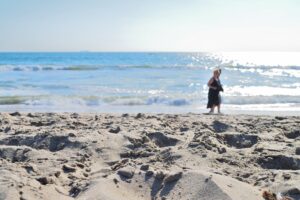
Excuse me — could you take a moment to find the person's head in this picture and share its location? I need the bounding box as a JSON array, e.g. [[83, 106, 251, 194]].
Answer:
[[213, 68, 219, 78]]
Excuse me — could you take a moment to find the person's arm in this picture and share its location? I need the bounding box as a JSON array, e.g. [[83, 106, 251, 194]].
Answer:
[[219, 84, 224, 92], [207, 78, 217, 90]]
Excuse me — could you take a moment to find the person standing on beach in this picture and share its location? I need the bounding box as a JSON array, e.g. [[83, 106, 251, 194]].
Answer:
[[207, 68, 223, 114]]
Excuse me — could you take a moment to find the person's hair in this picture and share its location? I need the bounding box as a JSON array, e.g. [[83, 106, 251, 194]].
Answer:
[[213, 68, 219, 75]]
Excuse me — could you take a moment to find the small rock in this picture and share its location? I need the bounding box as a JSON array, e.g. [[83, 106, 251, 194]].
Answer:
[[63, 164, 76, 173], [122, 113, 129, 117], [118, 166, 135, 179], [164, 171, 183, 183], [36, 177, 54, 185], [296, 147, 300, 155], [109, 126, 121, 134]]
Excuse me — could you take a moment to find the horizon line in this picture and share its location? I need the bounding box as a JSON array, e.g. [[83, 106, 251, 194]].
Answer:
[[1, 50, 300, 53]]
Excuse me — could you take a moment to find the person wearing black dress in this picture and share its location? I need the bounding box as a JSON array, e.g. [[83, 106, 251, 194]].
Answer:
[[207, 68, 223, 114]]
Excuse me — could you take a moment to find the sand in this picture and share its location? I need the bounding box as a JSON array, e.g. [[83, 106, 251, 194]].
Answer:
[[0, 112, 299, 200]]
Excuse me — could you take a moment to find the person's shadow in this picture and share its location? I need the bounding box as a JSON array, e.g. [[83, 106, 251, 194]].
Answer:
[[150, 177, 180, 198]]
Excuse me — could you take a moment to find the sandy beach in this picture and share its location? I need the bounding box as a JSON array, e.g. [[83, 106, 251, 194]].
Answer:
[[0, 112, 299, 200]]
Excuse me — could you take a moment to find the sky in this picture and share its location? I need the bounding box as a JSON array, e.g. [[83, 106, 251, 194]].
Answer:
[[0, 0, 299, 52]]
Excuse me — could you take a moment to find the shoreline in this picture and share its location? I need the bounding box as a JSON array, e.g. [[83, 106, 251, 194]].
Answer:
[[1, 105, 300, 116], [0, 113, 299, 200]]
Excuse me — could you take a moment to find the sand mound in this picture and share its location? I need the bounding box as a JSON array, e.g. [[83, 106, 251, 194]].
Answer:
[[78, 170, 262, 200]]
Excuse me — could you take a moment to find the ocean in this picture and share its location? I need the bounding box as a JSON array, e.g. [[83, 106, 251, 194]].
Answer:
[[0, 52, 300, 114]]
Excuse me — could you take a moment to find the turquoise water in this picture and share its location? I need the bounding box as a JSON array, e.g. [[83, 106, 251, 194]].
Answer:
[[0, 52, 300, 113]]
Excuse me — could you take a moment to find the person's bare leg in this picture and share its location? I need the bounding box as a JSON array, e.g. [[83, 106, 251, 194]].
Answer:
[[209, 105, 215, 113], [217, 104, 221, 113]]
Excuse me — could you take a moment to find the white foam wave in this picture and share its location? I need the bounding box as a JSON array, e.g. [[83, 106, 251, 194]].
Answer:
[[11, 95, 192, 107], [224, 85, 300, 96]]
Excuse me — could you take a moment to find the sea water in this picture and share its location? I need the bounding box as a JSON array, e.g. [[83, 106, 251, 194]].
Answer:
[[0, 52, 299, 114]]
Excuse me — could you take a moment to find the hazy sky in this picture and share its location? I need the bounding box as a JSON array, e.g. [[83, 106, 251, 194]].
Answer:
[[0, 0, 299, 51]]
